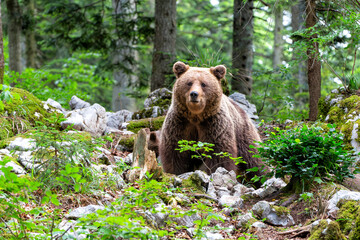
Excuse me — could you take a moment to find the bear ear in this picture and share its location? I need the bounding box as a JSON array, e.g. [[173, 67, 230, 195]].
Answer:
[[173, 61, 189, 78], [210, 65, 226, 80]]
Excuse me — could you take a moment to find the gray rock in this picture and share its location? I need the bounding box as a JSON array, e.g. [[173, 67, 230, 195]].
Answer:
[[69, 96, 91, 110], [144, 204, 169, 228], [236, 212, 255, 228], [207, 182, 217, 198], [43, 98, 66, 114], [252, 201, 295, 227], [106, 110, 133, 129], [327, 190, 360, 216], [65, 205, 105, 220], [252, 221, 268, 229], [61, 103, 106, 137], [143, 88, 172, 108], [248, 177, 286, 199], [17, 151, 40, 171], [219, 195, 243, 208], [5, 161, 26, 175], [178, 170, 210, 192], [7, 137, 36, 151], [229, 92, 259, 120], [173, 213, 201, 228], [204, 232, 224, 240], [57, 219, 88, 240], [232, 183, 252, 197]]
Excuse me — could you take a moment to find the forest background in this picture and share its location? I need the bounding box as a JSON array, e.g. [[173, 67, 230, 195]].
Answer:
[[1, 0, 360, 122]]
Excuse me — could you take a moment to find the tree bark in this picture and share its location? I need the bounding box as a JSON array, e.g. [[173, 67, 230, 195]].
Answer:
[[150, 0, 176, 91], [24, 0, 37, 68], [6, 0, 22, 76], [232, 0, 254, 95], [306, 0, 321, 121], [0, 1, 4, 84], [111, 0, 137, 112], [291, 0, 307, 93], [273, 5, 283, 69]]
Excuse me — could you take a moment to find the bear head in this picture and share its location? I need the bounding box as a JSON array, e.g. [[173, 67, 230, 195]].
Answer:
[[172, 61, 226, 118]]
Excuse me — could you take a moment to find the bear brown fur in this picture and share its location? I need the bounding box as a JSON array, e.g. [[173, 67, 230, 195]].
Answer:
[[159, 61, 266, 179]]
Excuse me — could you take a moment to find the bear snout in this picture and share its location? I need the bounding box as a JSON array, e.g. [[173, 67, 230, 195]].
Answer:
[[190, 91, 199, 102]]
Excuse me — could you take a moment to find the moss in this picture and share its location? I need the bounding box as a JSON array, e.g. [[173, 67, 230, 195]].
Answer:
[[150, 98, 171, 108], [337, 200, 360, 234], [327, 106, 344, 124], [118, 135, 136, 151], [349, 213, 360, 240], [0, 88, 63, 144], [318, 96, 331, 120], [181, 173, 207, 193], [309, 220, 346, 240], [273, 206, 290, 217], [127, 116, 165, 134]]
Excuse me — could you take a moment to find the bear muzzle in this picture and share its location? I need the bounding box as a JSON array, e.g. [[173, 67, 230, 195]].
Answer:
[[190, 91, 199, 102]]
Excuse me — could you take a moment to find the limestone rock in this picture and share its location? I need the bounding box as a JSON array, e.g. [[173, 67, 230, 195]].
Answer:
[[249, 177, 286, 199], [143, 88, 172, 108], [43, 98, 66, 114], [61, 103, 106, 137], [252, 201, 295, 227], [219, 195, 243, 209], [69, 96, 91, 110], [178, 170, 210, 192], [106, 110, 133, 130], [236, 213, 255, 228], [229, 92, 259, 120], [7, 137, 36, 151], [65, 205, 105, 220], [327, 190, 360, 216]]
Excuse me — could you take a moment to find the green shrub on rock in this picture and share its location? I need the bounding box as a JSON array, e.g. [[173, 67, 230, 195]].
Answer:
[[257, 124, 356, 192]]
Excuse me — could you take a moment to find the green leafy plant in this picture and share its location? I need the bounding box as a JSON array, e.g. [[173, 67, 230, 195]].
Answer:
[[32, 114, 98, 193], [257, 124, 357, 193], [176, 140, 245, 173]]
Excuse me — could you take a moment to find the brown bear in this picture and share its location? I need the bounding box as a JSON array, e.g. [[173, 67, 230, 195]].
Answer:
[[159, 61, 265, 180]]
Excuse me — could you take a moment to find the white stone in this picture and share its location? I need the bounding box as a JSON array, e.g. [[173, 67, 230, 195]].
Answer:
[[7, 137, 36, 151], [219, 195, 243, 208], [327, 190, 360, 216], [252, 221, 268, 229], [65, 205, 105, 220]]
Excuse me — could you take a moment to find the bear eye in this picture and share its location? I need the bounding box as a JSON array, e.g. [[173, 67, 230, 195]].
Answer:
[[187, 82, 193, 86], [201, 83, 206, 87]]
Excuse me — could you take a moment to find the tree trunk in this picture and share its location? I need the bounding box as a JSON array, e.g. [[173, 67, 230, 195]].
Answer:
[[0, 1, 4, 84], [24, 0, 37, 68], [306, 0, 321, 121], [273, 5, 283, 69], [232, 0, 254, 95], [291, 0, 307, 93], [150, 0, 176, 91], [6, 0, 22, 77], [111, 0, 137, 112]]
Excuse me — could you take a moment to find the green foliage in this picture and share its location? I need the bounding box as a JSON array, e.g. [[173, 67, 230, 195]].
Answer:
[[257, 124, 356, 190], [32, 114, 98, 193], [176, 140, 245, 171], [5, 53, 112, 109], [78, 179, 172, 239]]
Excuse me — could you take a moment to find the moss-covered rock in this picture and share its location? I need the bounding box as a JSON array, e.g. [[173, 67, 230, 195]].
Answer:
[[319, 91, 360, 150], [349, 212, 360, 240], [309, 220, 346, 240], [0, 88, 63, 142], [127, 116, 165, 134], [337, 200, 360, 235]]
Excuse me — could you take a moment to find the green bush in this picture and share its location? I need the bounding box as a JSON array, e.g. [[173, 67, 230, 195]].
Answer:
[[257, 124, 357, 192]]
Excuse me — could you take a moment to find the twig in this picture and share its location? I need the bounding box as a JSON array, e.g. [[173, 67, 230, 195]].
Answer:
[[54, 222, 77, 240], [1, 217, 17, 238], [322, 58, 349, 92], [278, 225, 310, 235]]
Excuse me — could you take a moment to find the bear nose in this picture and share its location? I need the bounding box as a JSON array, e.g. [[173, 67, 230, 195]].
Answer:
[[190, 91, 199, 100]]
